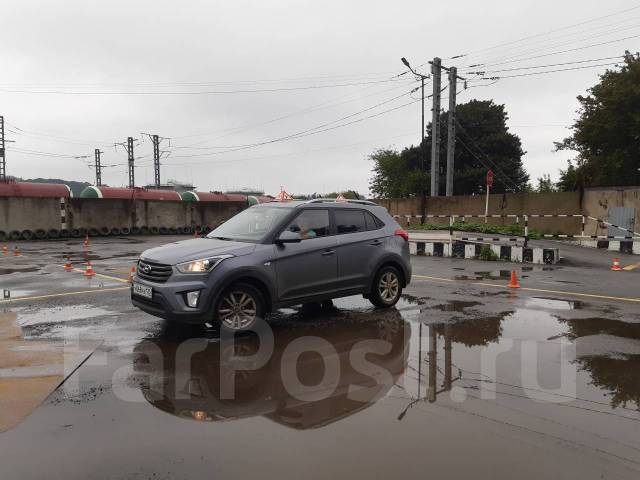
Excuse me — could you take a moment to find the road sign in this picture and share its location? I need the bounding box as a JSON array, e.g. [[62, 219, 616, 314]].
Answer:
[[486, 170, 494, 188]]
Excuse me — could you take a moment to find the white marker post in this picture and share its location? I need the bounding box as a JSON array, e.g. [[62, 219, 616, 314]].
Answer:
[[484, 170, 493, 224]]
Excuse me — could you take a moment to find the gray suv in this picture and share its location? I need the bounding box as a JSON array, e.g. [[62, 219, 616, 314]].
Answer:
[[131, 199, 411, 331]]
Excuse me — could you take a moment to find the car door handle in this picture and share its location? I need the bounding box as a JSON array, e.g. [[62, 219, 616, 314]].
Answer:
[[321, 249, 336, 256], [369, 240, 383, 246]]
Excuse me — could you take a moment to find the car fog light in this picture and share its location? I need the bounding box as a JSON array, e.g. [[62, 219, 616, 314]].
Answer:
[[186, 291, 200, 308]]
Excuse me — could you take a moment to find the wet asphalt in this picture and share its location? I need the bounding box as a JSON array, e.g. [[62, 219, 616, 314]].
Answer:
[[0, 235, 639, 479]]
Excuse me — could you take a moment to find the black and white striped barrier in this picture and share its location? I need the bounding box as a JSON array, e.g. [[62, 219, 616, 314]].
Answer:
[[60, 197, 67, 230], [586, 215, 639, 238], [573, 238, 640, 255], [458, 237, 520, 242], [543, 234, 637, 239], [408, 240, 559, 264], [392, 213, 583, 221]]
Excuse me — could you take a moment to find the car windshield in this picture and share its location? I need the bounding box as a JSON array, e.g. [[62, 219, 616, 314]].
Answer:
[[206, 206, 292, 242]]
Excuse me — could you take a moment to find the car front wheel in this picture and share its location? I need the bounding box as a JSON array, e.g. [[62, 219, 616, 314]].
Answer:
[[369, 266, 403, 308], [214, 283, 265, 332]]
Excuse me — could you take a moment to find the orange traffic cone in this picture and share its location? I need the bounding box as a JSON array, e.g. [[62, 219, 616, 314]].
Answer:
[[128, 265, 136, 283], [611, 258, 622, 271], [64, 256, 73, 271], [508, 270, 520, 288], [84, 261, 96, 277], [83, 234, 91, 248], [2, 245, 7, 255], [13, 246, 21, 257]]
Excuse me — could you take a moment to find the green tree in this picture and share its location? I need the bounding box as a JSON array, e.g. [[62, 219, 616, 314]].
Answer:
[[536, 174, 556, 193], [324, 190, 362, 199], [369, 100, 529, 198], [369, 148, 425, 198], [556, 52, 640, 189], [556, 160, 581, 192]]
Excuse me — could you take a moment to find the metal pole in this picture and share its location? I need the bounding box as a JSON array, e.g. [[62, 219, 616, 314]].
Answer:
[[153, 134, 160, 188], [421, 76, 426, 222], [446, 67, 457, 196], [127, 137, 135, 189], [430, 57, 442, 197], [417, 323, 422, 400], [428, 324, 437, 403], [0, 116, 5, 182], [444, 324, 452, 391], [484, 184, 490, 224], [94, 149, 102, 186], [449, 215, 454, 246]]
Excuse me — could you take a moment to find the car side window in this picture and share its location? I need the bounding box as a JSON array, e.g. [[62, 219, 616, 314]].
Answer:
[[335, 209, 367, 234], [284, 209, 330, 240]]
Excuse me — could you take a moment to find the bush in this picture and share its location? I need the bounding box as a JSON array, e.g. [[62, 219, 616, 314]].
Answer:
[[478, 245, 498, 261], [411, 222, 541, 239]]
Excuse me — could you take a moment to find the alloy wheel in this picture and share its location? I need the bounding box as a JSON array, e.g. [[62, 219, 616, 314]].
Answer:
[[218, 291, 257, 330], [378, 271, 399, 303]]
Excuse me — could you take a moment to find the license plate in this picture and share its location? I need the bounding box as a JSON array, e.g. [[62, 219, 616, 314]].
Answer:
[[132, 282, 153, 299]]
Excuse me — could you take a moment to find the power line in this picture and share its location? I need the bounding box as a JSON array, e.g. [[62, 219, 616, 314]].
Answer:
[[448, 5, 640, 65], [470, 22, 640, 69], [464, 55, 625, 75], [0, 70, 401, 88], [171, 78, 419, 145], [473, 34, 640, 69], [448, 7, 640, 68], [137, 131, 418, 168], [0, 78, 404, 96], [480, 61, 622, 80], [169, 87, 420, 154], [454, 119, 522, 191], [5, 122, 112, 146], [8, 146, 90, 159], [170, 98, 421, 159]]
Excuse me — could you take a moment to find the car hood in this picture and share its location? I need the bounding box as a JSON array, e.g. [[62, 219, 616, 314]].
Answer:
[[140, 238, 256, 265]]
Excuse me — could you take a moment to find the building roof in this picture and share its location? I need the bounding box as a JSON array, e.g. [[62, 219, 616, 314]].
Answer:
[[80, 186, 181, 200], [181, 191, 247, 202], [0, 181, 72, 198]]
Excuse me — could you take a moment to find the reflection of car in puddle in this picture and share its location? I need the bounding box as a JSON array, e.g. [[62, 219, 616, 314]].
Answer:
[[133, 309, 410, 429]]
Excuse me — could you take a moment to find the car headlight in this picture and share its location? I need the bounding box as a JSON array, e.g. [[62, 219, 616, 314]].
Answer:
[[176, 255, 233, 274]]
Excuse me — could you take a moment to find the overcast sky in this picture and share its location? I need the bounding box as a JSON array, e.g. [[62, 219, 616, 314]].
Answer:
[[1, 0, 638, 196]]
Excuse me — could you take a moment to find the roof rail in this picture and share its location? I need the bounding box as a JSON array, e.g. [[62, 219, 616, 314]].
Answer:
[[304, 198, 377, 206]]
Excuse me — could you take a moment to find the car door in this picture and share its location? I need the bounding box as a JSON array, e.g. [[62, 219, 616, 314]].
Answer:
[[334, 209, 386, 290], [272, 208, 338, 302]]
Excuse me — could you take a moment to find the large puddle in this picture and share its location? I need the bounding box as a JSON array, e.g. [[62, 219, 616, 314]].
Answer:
[[122, 297, 640, 429], [2, 294, 640, 478]]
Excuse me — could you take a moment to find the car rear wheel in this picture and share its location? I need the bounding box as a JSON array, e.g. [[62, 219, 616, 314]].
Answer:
[[369, 266, 402, 308], [215, 283, 265, 332]]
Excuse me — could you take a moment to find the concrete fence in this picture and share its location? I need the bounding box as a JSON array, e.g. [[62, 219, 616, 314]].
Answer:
[[0, 197, 246, 237], [375, 188, 640, 237]]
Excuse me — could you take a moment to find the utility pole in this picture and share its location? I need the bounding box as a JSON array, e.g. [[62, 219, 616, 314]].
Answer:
[[446, 67, 457, 196], [0, 116, 5, 182], [152, 134, 160, 188], [430, 57, 442, 197], [127, 136, 135, 188], [400, 57, 429, 220], [94, 149, 103, 186]]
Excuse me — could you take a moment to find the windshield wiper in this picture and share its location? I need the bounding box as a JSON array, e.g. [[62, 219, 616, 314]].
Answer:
[[208, 236, 233, 241]]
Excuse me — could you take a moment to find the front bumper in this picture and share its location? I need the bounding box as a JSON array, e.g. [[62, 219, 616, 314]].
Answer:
[[130, 274, 217, 324]]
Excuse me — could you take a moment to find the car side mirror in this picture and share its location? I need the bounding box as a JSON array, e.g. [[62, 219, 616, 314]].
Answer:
[[276, 230, 302, 244]]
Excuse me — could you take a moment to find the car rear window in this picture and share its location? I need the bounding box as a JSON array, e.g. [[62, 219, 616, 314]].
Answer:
[[335, 209, 380, 234], [364, 211, 384, 230]]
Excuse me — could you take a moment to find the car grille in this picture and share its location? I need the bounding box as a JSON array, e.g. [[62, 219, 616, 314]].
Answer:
[[137, 260, 173, 283]]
